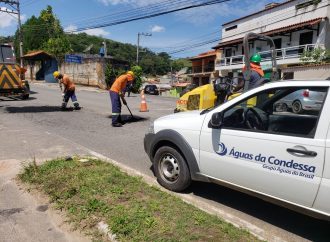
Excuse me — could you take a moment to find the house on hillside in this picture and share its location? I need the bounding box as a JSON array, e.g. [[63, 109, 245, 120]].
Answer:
[[188, 50, 222, 86], [213, 0, 330, 79]]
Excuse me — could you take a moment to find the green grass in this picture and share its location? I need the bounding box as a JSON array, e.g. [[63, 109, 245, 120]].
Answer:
[[19, 157, 262, 242]]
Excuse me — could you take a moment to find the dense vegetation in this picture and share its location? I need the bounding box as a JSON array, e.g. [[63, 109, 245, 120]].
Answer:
[[2, 5, 190, 75]]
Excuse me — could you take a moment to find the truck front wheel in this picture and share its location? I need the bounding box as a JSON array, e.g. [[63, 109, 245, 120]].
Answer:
[[153, 146, 191, 192]]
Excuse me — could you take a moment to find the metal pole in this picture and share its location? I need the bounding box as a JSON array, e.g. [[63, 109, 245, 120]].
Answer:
[[170, 63, 173, 85], [103, 40, 107, 57], [17, 0, 23, 67], [136, 33, 140, 64]]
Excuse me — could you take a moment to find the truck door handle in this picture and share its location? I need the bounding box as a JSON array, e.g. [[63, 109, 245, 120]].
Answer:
[[286, 148, 317, 157]]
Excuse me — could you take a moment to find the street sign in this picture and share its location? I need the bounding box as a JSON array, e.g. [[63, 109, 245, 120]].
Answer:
[[65, 54, 83, 64]]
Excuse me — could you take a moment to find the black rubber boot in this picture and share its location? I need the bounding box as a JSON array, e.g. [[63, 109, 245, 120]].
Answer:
[[112, 123, 122, 127], [74, 102, 81, 110]]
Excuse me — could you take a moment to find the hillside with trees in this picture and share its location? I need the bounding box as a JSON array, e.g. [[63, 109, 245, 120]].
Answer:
[[5, 5, 190, 76]]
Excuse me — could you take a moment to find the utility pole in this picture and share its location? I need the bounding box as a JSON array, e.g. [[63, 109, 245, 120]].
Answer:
[[136, 32, 151, 65], [17, 0, 23, 67], [0, 0, 23, 67], [103, 40, 107, 57], [170, 63, 173, 85]]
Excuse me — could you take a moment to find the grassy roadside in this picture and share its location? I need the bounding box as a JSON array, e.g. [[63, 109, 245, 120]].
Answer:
[[19, 157, 262, 242]]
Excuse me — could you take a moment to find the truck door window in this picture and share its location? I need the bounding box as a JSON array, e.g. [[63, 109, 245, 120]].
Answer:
[[0, 45, 15, 64], [222, 86, 328, 138]]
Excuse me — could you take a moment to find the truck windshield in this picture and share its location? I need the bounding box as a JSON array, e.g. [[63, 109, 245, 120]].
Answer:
[[0, 45, 15, 64]]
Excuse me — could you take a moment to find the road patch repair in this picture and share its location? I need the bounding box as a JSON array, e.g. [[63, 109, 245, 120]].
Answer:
[[18, 157, 261, 242]]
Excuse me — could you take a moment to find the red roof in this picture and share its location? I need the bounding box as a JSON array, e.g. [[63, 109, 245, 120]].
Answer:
[[22, 51, 52, 60], [174, 82, 190, 87], [189, 50, 218, 60], [214, 18, 325, 49]]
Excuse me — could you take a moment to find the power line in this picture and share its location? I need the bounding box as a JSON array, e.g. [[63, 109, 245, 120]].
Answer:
[[71, 0, 232, 33], [16, 0, 209, 32], [21, 0, 39, 7]]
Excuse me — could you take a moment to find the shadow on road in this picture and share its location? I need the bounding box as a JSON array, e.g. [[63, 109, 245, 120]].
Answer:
[[182, 181, 330, 242], [5, 106, 74, 113], [108, 114, 149, 123], [0, 97, 37, 101]]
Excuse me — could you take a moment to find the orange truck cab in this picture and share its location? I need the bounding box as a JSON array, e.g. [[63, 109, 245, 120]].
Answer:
[[0, 44, 29, 99]]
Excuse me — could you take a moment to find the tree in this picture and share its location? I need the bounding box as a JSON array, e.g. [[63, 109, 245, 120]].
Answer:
[[0, 35, 14, 43], [172, 58, 191, 72], [39, 5, 63, 38], [15, 5, 64, 55], [104, 63, 126, 89], [131, 65, 143, 93], [43, 37, 72, 65], [300, 47, 330, 64]]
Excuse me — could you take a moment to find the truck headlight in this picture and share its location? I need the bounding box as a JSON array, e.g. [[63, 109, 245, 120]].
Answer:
[[147, 122, 154, 134]]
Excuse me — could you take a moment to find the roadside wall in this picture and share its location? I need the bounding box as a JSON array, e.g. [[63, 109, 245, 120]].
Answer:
[[60, 59, 104, 87], [282, 64, 330, 79]]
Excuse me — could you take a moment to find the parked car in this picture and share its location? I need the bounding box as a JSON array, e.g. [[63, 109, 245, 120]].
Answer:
[[144, 84, 159, 95], [275, 89, 325, 113], [144, 80, 330, 220]]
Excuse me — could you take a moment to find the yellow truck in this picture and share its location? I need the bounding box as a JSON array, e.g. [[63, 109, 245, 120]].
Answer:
[[0, 44, 29, 99], [174, 32, 280, 112]]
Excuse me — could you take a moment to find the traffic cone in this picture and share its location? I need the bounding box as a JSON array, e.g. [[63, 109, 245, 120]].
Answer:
[[139, 90, 149, 112]]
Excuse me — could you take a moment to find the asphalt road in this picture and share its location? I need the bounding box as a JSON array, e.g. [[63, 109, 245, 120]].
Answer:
[[1, 83, 330, 242]]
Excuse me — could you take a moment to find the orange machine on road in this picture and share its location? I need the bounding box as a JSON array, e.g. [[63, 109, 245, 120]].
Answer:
[[0, 44, 29, 99]]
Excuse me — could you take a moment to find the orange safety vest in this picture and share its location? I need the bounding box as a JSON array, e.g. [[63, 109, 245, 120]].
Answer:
[[110, 74, 133, 93], [242, 63, 264, 77], [61, 74, 75, 91]]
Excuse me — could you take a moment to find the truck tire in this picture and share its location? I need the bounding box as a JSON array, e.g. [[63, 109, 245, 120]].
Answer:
[[21, 82, 30, 100], [21, 93, 29, 100], [153, 146, 191, 192]]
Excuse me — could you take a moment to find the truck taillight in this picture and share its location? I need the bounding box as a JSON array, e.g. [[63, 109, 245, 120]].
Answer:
[[303, 89, 309, 97]]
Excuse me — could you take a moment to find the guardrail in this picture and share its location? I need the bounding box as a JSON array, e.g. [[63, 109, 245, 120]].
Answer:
[[217, 44, 316, 67]]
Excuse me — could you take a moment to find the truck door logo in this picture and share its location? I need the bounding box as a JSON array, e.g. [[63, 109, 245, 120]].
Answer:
[[216, 142, 227, 156]]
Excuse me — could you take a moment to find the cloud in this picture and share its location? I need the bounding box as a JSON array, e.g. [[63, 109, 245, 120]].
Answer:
[[97, 0, 271, 26], [83, 28, 110, 37], [98, 0, 130, 6], [65, 24, 110, 37], [176, 0, 270, 25], [0, 11, 17, 28], [98, 0, 166, 7], [151, 25, 165, 33], [64, 24, 78, 32]]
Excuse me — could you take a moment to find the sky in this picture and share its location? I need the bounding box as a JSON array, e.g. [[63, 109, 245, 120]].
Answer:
[[0, 0, 278, 58]]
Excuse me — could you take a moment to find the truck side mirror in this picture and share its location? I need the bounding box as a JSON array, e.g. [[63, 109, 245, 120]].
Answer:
[[208, 112, 224, 129]]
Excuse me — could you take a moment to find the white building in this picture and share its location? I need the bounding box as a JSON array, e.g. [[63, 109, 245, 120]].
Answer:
[[214, 0, 330, 79]]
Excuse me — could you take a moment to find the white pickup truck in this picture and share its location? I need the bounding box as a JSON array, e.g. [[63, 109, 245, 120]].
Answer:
[[144, 80, 330, 219]]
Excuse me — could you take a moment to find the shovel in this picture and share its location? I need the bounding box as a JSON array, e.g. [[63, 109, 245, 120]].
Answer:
[[120, 95, 139, 121]]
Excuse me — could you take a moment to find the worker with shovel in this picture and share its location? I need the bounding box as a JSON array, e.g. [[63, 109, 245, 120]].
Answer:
[[109, 71, 135, 127], [53, 71, 81, 110]]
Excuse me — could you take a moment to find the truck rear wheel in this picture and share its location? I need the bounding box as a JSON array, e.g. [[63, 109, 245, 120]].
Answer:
[[21, 93, 29, 100], [153, 146, 191, 192]]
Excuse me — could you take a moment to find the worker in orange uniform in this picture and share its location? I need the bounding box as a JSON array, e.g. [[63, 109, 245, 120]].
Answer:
[[110, 71, 135, 127], [53, 71, 80, 110], [242, 53, 265, 90]]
